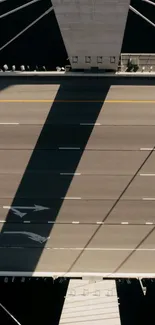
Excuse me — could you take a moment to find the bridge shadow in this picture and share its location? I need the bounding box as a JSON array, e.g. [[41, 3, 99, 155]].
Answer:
[[0, 76, 155, 275], [0, 76, 110, 273]]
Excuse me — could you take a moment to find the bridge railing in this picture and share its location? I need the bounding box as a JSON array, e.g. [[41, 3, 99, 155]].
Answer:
[[119, 53, 155, 72]]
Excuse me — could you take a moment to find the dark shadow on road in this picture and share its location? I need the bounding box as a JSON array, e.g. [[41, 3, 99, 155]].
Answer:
[[0, 76, 109, 272]]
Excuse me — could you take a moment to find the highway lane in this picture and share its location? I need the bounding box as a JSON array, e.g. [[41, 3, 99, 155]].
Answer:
[[1, 83, 155, 100], [0, 174, 132, 199], [0, 125, 155, 149], [0, 244, 155, 273], [0, 223, 153, 248], [1, 78, 155, 275], [1, 199, 155, 225], [1, 102, 155, 125], [1, 173, 155, 199], [0, 150, 148, 174]]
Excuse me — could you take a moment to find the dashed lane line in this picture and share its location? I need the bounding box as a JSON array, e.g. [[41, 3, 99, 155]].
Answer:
[[143, 197, 155, 201], [0, 122, 19, 125], [140, 174, 155, 176], [0, 220, 154, 225]]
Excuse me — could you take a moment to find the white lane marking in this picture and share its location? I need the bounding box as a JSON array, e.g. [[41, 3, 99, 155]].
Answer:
[[3, 231, 50, 243], [3, 205, 49, 211], [140, 174, 155, 176], [59, 147, 80, 150], [121, 222, 129, 225], [50, 247, 155, 251], [9, 247, 155, 251], [140, 148, 154, 151], [0, 303, 21, 325], [48, 221, 54, 224], [96, 221, 104, 225], [143, 197, 155, 201], [60, 172, 81, 176], [3, 207, 27, 218], [145, 222, 153, 225], [4, 246, 155, 251], [80, 123, 101, 126], [61, 197, 81, 200], [0, 122, 19, 125], [1, 271, 155, 278], [23, 221, 30, 223], [72, 221, 80, 224]]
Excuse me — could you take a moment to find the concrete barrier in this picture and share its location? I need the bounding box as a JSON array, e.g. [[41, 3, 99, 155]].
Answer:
[[0, 71, 155, 77]]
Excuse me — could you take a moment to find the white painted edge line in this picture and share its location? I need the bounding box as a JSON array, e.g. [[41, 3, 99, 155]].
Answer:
[[48, 247, 155, 251], [140, 174, 155, 176], [140, 148, 154, 151], [143, 197, 155, 201], [0, 123, 19, 125], [59, 147, 81, 150], [2, 271, 155, 278], [60, 172, 81, 176], [80, 123, 101, 126], [61, 197, 81, 200]]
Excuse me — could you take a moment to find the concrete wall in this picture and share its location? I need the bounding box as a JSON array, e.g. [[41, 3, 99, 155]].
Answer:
[[52, 0, 130, 70]]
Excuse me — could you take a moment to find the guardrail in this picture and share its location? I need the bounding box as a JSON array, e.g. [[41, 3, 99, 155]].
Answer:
[[120, 53, 155, 72]]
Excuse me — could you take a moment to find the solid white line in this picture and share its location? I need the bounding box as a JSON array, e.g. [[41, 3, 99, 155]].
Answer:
[[61, 197, 81, 200], [140, 148, 154, 151], [54, 247, 155, 251], [143, 197, 155, 201], [0, 122, 19, 125], [60, 172, 81, 176], [1, 271, 155, 278], [48, 247, 155, 251], [5, 247, 155, 251], [140, 174, 155, 176], [80, 123, 101, 126], [59, 147, 80, 150]]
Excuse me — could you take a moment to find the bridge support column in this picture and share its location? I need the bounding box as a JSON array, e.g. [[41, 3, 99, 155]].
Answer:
[[52, 0, 130, 71]]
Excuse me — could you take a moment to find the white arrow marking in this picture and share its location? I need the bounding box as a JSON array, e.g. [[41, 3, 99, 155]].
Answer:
[[10, 208, 27, 218], [3, 205, 49, 212], [3, 231, 50, 243]]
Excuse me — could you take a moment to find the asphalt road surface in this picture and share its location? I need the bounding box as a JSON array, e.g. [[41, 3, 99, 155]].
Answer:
[[0, 77, 155, 276]]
